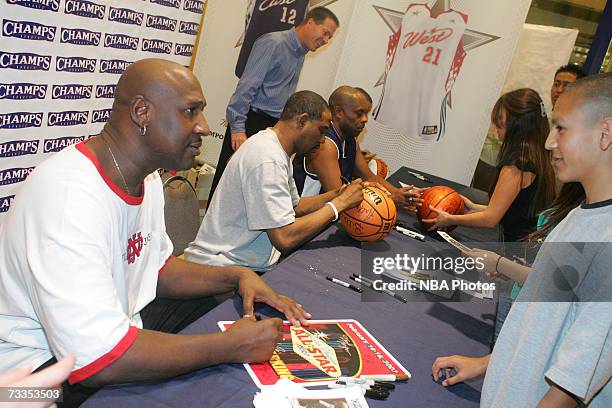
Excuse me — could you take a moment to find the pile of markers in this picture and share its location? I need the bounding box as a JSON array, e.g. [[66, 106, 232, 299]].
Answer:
[[328, 376, 405, 400]]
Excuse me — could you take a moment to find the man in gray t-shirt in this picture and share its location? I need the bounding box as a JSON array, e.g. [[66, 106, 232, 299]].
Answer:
[[186, 91, 365, 272], [432, 73, 612, 407]]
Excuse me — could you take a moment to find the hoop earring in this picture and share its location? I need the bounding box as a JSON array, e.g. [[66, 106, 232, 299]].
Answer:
[[140, 125, 147, 136]]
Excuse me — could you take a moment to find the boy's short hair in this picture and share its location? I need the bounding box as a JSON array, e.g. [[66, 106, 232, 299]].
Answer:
[[566, 73, 612, 124]]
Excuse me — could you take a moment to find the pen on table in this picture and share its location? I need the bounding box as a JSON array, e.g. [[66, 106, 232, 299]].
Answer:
[[326, 276, 362, 293], [360, 374, 410, 382], [395, 225, 425, 241], [350, 275, 407, 303], [408, 170, 432, 183], [337, 376, 396, 389]]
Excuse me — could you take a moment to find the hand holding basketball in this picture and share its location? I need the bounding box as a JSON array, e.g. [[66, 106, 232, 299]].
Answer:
[[421, 206, 455, 231], [340, 186, 397, 242], [393, 185, 424, 212], [417, 186, 464, 231], [334, 179, 366, 211], [460, 195, 481, 214]]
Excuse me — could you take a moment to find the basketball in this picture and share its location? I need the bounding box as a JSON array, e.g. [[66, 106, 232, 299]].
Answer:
[[340, 186, 397, 242], [368, 158, 389, 179], [417, 186, 464, 231]]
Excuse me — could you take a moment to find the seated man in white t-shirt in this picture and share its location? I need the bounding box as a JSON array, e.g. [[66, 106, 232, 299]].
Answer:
[[185, 91, 366, 272], [0, 59, 310, 406]]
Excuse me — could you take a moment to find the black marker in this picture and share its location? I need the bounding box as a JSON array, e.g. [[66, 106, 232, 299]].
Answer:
[[408, 170, 432, 183], [326, 276, 362, 293]]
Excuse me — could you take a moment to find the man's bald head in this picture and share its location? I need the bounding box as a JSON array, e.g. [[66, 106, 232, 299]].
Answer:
[[328, 86, 363, 115], [328, 86, 372, 139], [113, 59, 199, 110], [564, 73, 612, 125]]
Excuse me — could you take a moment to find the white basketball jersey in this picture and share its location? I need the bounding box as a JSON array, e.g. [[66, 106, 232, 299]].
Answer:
[[375, 3, 467, 141]]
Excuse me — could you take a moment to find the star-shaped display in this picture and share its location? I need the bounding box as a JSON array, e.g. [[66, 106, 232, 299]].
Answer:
[[235, 0, 340, 48], [374, 0, 499, 86]]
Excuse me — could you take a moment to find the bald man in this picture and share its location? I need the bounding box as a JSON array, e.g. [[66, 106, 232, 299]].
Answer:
[[293, 86, 420, 208], [0, 59, 309, 405]]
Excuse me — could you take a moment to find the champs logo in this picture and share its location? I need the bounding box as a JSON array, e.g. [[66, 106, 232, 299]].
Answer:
[[150, 0, 181, 9], [174, 43, 194, 57], [100, 59, 131, 74], [64, 0, 105, 19], [0, 140, 39, 158], [47, 110, 89, 127], [146, 15, 177, 31], [0, 167, 35, 186], [95, 84, 115, 98], [109, 7, 144, 26], [142, 38, 172, 54], [0, 83, 47, 100], [2, 20, 56, 42], [43, 136, 85, 153], [52, 84, 92, 100], [183, 0, 204, 14], [104, 33, 139, 50], [0, 195, 15, 214], [126, 232, 143, 264], [0, 112, 43, 129], [0, 51, 51, 71], [178, 21, 198, 35], [6, 0, 60, 12], [60, 28, 101, 46], [92, 108, 111, 123], [56, 56, 96, 73]]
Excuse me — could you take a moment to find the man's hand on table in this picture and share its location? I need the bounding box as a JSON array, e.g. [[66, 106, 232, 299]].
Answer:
[[237, 269, 311, 327]]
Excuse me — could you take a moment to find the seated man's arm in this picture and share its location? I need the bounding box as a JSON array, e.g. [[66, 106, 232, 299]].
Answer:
[[307, 138, 344, 192], [82, 317, 282, 387], [157, 257, 310, 325], [292, 140, 346, 217], [353, 143, 417, 208], [267, 180, 364, 254]]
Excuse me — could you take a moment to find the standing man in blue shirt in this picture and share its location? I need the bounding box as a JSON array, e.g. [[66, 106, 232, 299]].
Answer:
[[207, 7, 340, 204]]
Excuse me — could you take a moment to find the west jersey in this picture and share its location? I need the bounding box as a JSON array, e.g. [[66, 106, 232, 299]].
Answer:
[[375, 3, 467, 141]]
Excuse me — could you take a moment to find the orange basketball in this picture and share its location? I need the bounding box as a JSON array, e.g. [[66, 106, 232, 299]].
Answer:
[[417, 186, 464, 232], [340, 186, 397, 242], [368, 158, 389, 179]]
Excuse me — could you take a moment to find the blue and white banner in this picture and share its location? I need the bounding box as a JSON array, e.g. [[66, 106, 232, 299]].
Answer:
[[0, 0, 205, 219]]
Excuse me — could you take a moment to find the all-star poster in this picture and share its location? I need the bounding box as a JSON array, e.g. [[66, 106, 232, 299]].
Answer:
[[218, 319, 411, 387]]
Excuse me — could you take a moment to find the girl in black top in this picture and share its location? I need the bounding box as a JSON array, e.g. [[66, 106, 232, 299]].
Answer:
[[424, 88, 556, 243]]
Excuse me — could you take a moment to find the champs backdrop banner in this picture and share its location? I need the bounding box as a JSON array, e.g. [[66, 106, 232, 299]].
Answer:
[[335, 0, 532, 185], [0, 0, 205, 220]]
